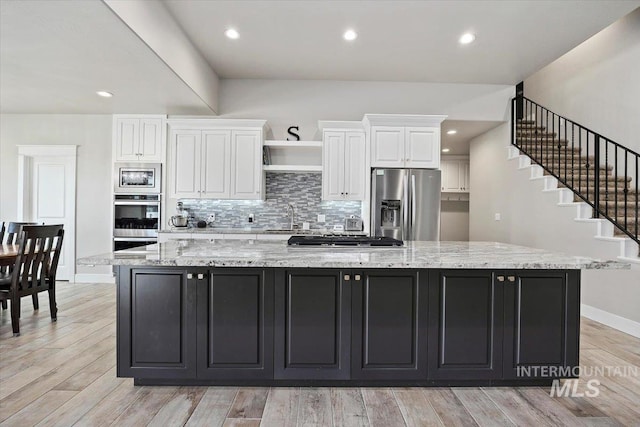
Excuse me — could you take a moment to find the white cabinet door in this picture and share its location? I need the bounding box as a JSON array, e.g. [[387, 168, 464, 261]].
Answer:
[[462, 161, 470, 192], [344, 131, 366, 200], [170, 130, 201, 198], [371, 126, 405, 167], [405, 127, 439, 169], [201, 130, 231, 198], [442, 160, 462, 192], [138, 118, 163, 162], [230, 130, 262, 199], [115, 118, 139, 161], [322, 131, 346, 200]]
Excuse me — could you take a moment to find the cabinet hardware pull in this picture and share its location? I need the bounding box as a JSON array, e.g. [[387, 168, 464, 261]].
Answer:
[[344, 274, 350, 281], [187, 273, 193, 279], [497, 276, 505, 282], [354, 274, 361, 281], [507, 276, 516, 282], [197, 273, 204, 280]]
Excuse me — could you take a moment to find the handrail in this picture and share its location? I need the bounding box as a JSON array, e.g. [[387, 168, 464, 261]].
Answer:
[[512, 95, 639, 246]]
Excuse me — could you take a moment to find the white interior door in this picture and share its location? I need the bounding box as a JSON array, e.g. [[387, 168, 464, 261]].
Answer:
[[24, 154, 76, 281]]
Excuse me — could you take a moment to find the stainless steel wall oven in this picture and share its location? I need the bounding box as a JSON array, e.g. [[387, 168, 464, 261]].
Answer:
[[113, 194, 161, 251]]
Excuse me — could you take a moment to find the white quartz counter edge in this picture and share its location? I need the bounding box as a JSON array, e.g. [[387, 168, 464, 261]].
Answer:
[[78, 240, 629, 270]]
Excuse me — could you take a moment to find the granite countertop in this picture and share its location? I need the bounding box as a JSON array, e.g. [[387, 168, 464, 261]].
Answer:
[[159, 227, 365, 235], [78, 240, 628, 270]]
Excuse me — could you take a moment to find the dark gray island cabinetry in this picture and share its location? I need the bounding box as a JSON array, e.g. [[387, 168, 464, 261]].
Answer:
[[79, 240, 625, 386]]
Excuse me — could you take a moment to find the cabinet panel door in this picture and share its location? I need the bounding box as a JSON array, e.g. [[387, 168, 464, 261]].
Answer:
[[503, 270, 579, 379], [405, 127, 440, 169], [352, 270, 428, 380], [371, 126, 404, 168], [462, 161, 470, 192], [231, 130, 262, 199], [442, 160, 462, 192], [322, 131, 345, 200], [197, 269, 274, 379], [117, 267, 196, 379], [344, 131, 366, 201], [201, 131, 231, 198], [170, 130, 201, 198], [428, 270, 503, 380], [139, 118, 163, 161], [274, 269, 350, 379], [115, 118, 140, 161]]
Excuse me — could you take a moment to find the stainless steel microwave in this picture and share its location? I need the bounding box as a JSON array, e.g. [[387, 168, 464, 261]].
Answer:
[[114, 163, 161, 194]]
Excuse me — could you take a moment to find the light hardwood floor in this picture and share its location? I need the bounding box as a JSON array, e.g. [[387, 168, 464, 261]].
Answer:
[[1, 282, 639, 427]]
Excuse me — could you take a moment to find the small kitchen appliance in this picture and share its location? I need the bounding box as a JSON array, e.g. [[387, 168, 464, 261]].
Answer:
[[344, 216, 363, 231]]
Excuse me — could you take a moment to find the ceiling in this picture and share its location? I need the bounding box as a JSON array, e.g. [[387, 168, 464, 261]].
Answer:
[[0, 0, 213, 114], [441, 120, 502, 155], [0, 0, 638, 115], [163, 0, 639, 84]]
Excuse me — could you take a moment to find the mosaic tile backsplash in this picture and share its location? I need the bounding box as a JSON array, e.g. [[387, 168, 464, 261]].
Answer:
[[179, 173, 362, 230]]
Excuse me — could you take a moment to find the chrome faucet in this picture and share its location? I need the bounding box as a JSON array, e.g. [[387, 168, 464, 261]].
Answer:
[[286, 203, 296, 230]]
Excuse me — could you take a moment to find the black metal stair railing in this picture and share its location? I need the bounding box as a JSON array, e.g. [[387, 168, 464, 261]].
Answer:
[[511, 95, 639, 246]]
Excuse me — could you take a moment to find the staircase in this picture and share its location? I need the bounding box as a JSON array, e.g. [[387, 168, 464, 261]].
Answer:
[[511, 96, 639, 261]]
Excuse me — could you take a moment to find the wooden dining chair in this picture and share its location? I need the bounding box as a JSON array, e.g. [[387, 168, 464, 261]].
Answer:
[[0, 222, 37, 311], [0, 224, 64, 336]]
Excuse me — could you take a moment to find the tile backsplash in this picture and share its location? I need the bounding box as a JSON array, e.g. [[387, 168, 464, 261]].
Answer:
[[179, 173, 362, 229]]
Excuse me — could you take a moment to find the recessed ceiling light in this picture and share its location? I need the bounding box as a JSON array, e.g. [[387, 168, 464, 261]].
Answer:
[[447, 130, 457, 135], [225, 28, 240, 39], [343, 29, 358, 41], [442, 148, 451, 153], [459, 33, 476, 45], [96, 91, 113, 98]]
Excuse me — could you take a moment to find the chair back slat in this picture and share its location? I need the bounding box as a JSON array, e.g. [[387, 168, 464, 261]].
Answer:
[[12, 225, 64, 293], [4, 222, 37, 245]]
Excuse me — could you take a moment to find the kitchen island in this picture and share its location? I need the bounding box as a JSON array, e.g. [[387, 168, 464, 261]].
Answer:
[[79, 240, 626, 386]]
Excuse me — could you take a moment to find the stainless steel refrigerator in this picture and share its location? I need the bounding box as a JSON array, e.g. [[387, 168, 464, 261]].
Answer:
[[371, 169, 441, 241]]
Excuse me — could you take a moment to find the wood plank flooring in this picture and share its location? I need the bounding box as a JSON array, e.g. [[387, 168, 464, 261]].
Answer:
[[1, 282, 639, 427]]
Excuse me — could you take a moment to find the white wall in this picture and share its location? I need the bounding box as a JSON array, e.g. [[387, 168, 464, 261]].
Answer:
[[441, 201, 470, 241], [0, 114, 113, 277], [470, 123, 640, 325], [525, 7, 640, 153], [219, 79, 514, 140]]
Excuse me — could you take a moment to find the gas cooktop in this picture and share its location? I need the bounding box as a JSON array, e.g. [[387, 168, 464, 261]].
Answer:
[[287, 235, 403, 247]]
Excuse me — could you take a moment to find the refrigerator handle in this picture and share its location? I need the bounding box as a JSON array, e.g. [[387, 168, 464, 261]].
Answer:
[[403, 172, 409, 239], [411, 174, 416, 240]]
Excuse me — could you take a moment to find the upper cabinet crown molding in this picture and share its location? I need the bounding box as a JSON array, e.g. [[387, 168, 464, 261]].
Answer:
[[167, 118, 269, 131], [363, 114, 447, 128], [318, 120, 365, 131]]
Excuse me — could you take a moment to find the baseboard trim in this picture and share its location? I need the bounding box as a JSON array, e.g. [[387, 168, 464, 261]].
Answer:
[[581, 304, 640, 338], [73, 273, 115, 284]]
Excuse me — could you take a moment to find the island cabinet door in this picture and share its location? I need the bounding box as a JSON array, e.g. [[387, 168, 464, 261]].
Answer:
[[196, 269, 274, 380], [117, 267, 197, 379], [503, 270, 580, 380], [274, 269, 351, 380], [427, 270, 503, 380], [351, 270, 428, 380]]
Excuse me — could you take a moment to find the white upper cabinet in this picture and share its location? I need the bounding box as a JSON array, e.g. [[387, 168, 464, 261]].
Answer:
[[168, 120, 266, 200], [441, 158, 470, 192], [322, 129, 366, 201], [405, 127, 439, 168], [365, 114, 446, 169], [114, 115, 164, 162], [201, 131, 231, 198], [230, 130, 262, 199], [371, 126, 405, 167]]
